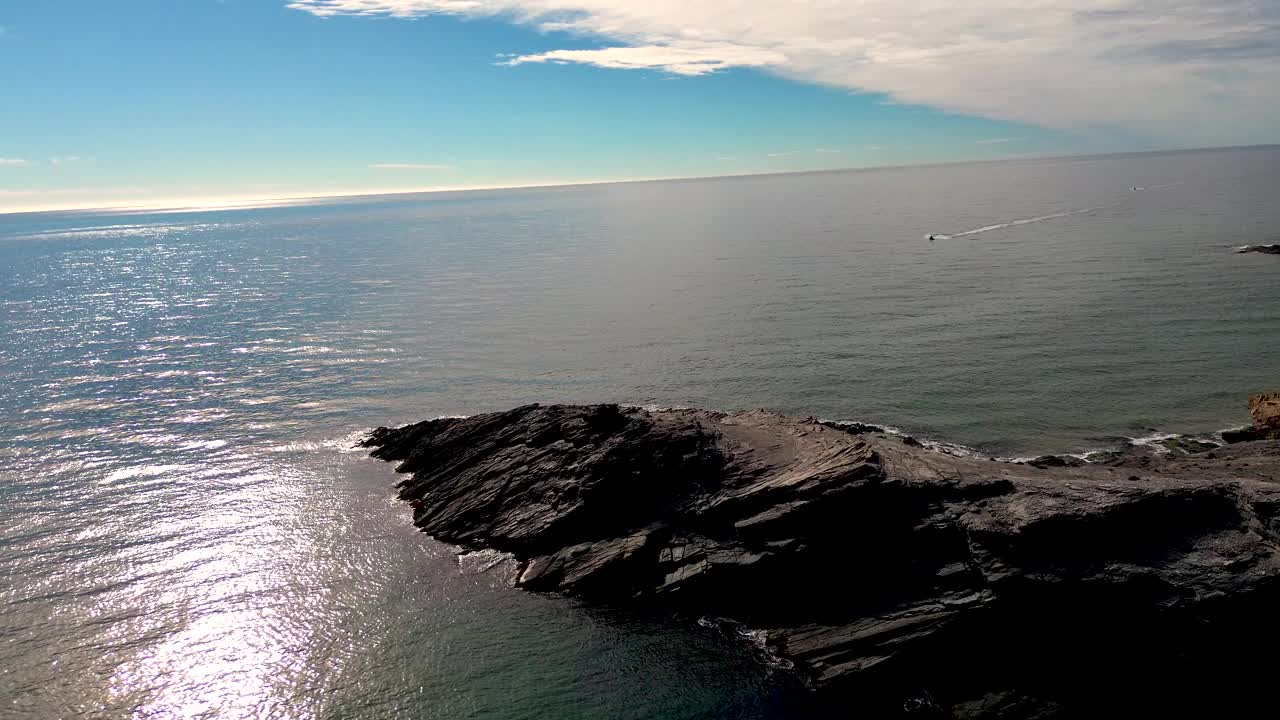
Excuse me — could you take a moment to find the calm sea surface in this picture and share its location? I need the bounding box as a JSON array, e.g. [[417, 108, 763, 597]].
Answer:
[[3, 147, 1279, 718]]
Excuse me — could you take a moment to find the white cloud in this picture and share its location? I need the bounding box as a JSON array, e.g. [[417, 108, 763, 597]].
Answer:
[[975, 137, 1025, 145], [767, 150, 800, 157], [368, 162, 454, 169], [815, 148, 842, 153], [0, 157, 28, 166], [288, 0, 1280, 145], [502, 43, 785, 76], [51, 156, 82, 165]]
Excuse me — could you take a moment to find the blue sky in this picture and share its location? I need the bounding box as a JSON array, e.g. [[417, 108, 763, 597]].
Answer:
[[1, 0, 1276, 212]]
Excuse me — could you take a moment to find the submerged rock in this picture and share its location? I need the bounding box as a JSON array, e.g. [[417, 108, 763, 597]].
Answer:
[[1235, 244, 1280, 254], [818, 419, 886, 435], [365, 403, 1280, 717], [1159, 435, 1220, 454], [1023, 454, 1085, 468]]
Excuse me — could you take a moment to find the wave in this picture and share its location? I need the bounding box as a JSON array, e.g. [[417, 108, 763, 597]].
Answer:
[[456, 547, 517, 577], [999, 428, 1240, 465], [820, 418, 987, 459], [824, 417, 1249, 466], [1125, 431, 1184, 452], [697, 617, 794, 675]]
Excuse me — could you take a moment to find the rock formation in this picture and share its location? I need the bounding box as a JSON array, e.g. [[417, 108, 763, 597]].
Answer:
[[364, 403, 1280, 717], [1234, 244, 1280, 254], [1221, 392, 1280, 443], [1250, 392, 1280, 439]]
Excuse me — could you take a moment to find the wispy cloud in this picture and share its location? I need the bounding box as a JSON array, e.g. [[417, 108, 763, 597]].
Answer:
[[715, 155, 735, 161], [814, 148, 842, 153], [767, 150, 800, 157], [975, 137, 1025, 145], [864, 145, 885, 151], [0, 157, 28, 166], [287, 0, 1280, 145], [501, 43, 784, 76], [368, 162, 454, 170], [51, 156, 82, 165]]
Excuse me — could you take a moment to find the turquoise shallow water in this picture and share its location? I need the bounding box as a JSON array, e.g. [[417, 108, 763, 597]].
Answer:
[[2, 147, 1279, 718]]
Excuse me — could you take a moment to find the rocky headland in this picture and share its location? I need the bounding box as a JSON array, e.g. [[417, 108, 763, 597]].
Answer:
[[364, 400, 1280, 717]]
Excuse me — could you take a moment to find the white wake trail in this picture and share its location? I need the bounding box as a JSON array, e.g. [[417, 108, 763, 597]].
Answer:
[[928, 179, 1181, 241], [948, 207, 1101, 238]]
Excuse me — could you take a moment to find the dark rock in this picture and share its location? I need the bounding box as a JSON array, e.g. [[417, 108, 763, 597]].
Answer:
[[1024, 454, 1085, 469], [1221, 427, 1264, 444], [1235, 244, 1280, 254], [365, 404, 1280, 717], [819, 420, 886, 435]]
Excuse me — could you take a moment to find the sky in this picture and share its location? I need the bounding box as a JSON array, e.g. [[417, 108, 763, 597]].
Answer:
[[1, 0, 1277, 212]]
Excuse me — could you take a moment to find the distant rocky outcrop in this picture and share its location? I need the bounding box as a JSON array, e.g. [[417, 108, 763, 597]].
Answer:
[[1251, 392, 1280, 438], [1235, 244, 1280, 254], [1221, 392, 1280, 443], [364, 402, 1280, 717]]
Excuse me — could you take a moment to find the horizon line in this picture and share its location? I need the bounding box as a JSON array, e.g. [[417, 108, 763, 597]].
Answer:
[[2, 143, 1277, 218]]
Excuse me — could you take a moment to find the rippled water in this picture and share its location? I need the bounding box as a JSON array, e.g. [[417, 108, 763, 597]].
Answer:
[[3, 147, 1279, 718]]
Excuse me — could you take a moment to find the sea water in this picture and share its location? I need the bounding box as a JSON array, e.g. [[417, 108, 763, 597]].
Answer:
[[3, 146, 1279, 718]]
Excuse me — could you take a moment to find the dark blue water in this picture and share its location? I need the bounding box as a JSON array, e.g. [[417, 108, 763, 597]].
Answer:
[[3, 147, 1279, 718]]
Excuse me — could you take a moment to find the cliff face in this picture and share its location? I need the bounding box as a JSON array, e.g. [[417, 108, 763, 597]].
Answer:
[[1251, 392, 1280, 439], [364, 404, 1280, 717]]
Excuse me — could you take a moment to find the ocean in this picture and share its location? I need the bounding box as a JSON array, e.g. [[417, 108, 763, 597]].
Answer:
[[3, 146, 1279, 718]]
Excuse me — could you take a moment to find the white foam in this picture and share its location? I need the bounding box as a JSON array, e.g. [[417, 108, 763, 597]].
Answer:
[[627, 403, 698, 412], [820, 418, 989, 459], [1126, 431, 1181, 454], [269, 428, 378, 454], [456, 548, 517, 577], [917, 438, 988, 459], [697, 617, 794, 674]]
